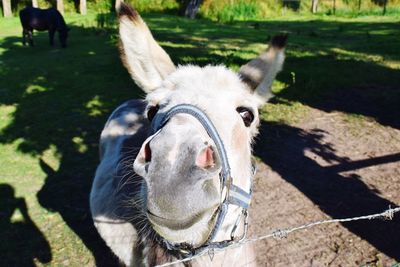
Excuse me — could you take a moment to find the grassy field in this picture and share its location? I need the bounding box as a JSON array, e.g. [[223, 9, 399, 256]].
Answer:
[[0, 11, 399, 266]]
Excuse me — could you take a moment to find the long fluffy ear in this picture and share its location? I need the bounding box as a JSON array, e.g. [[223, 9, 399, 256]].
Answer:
[[118, 3, 176, 93], [239, 35, 287, 104]]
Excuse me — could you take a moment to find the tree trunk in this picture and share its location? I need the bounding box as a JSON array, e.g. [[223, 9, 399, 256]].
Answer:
[[2, 0, 12, 17], [80, 0, 87, 15], [180, 0, 203, 19], [382, 0, 387, 15], [333, 0, 336, 14], [115, 0, 124, 11], [57, 0, 64, 15], [32, 0, 38, 8], [311, 0, 318, 13]]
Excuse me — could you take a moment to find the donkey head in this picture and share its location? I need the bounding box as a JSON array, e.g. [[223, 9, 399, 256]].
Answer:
[[118, 4, 286, 248]]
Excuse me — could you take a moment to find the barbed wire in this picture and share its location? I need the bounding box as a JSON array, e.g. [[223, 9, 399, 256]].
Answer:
[[155, 206, 400, 267]]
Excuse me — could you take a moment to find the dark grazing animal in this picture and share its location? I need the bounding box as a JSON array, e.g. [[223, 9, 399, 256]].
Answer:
[[19, 7, 70, 48]]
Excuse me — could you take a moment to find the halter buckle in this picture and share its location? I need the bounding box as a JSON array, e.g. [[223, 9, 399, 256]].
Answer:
[[230, 209, 249, 241]]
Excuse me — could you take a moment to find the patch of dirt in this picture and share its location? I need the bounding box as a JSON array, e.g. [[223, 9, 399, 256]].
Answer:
[[250, 107, 400, 266]]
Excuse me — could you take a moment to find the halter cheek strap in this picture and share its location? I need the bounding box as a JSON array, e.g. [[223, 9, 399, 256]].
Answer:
[[150, 104, 254, 257]]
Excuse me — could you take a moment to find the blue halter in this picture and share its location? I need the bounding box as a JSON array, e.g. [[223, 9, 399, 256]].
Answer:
[[150, 104, 254, 257]]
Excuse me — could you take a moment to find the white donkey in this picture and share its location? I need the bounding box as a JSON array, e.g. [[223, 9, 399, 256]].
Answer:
[[90, 3, 287, 266]]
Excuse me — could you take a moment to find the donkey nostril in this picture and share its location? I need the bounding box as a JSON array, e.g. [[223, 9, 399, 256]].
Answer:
[[196, 145, 215, 169], [144, 141, 152, 163]]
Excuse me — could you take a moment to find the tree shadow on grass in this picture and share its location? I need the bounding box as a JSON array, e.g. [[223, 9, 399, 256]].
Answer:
[[154, 16, 400, 129], [148, 16, 400, 129], [0, 27, 136, 265], [254, 122, 400, 260], [0, 183, 52, 267], [275, 55, 400, 129]]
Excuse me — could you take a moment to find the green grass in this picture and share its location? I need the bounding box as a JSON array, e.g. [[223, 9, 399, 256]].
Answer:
[[1, 12, 399, 266], [200, 0, 400, 22]]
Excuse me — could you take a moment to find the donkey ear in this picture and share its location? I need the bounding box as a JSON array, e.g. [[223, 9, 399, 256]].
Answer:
[[239, 35, 287, 104], [118, 3, 176, 93]]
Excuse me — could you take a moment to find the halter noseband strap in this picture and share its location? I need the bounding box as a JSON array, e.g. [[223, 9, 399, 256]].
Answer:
[[150, 104, 254, 257]]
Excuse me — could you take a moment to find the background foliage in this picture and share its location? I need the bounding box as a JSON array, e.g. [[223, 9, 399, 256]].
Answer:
[[1, 0, 400, 19]]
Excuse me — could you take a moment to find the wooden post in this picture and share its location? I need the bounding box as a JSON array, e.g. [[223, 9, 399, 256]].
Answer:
[[80, 0, 87, 15], [311, 0, 318, 13], [115, 0, 124, 11], [57, 0, 64, 15], [2, 0, 12, 17]]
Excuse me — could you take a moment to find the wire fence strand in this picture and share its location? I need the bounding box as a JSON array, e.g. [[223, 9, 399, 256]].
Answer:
[[155, 206, 400, 267]]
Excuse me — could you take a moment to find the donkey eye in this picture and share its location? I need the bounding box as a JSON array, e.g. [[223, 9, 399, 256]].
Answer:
[[147, 105, 159, 121], [236, 107, 254, 127]]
